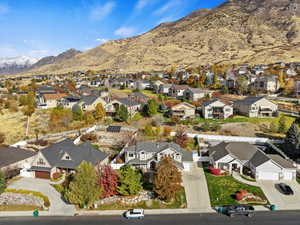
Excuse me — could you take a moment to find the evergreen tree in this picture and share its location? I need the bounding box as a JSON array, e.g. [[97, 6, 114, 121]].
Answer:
[[117, 165, 143, 196], [95, 103, 106, 121], [72, 107, 83, 121], [286, 123, 300, 150], [0, 170, 6, 194], [144, 124, 153, 136], [154, 157, 182, 202], [145, 99, 158, 117], [65, 161, 100, 208], [278, 116, 289, 133], [97, 165, 118, 198], [116, 105, 129, 122]]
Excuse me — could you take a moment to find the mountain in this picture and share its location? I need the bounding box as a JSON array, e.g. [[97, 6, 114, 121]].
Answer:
[[0, 56, 38, 75], [29, 48, 81, 70], [25, 0, 300, 75]]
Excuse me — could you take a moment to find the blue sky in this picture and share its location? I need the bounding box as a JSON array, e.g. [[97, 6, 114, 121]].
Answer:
[[0, 0, 226, 58]]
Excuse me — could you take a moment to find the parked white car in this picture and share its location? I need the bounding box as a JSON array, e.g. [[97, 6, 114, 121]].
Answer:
[[124, 209, 144, 219]]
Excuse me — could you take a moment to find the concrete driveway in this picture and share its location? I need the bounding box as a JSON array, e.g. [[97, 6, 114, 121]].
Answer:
[[182, 163, 212, 211], [258, 180, 300, 210], [8, 177, 75, 215]]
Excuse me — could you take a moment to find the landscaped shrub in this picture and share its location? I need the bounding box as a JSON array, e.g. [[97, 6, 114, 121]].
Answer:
[[208, 167, 222, 176], [235, 190, 248, 201], [52, 172, 62, 180], [5, 189, 50, 207]]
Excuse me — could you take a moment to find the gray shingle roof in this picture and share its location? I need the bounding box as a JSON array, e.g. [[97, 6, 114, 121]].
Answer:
[[117, 98, 140, 107], [80, 95, 99, 105], [124, 141, 193, 162], [248, 150, 270, 167], [235, 96, 265, 105], [267, 154, 295, 169], [40, 139, 108, 169], [0, 146, 36, 168]]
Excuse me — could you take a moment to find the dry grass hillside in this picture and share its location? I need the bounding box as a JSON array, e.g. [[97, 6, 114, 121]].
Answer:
[[24, 0, 300, 75]]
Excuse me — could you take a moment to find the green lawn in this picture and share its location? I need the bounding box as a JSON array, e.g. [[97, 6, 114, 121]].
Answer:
[[0, 205, 42, 211], [204, 170, 267, 207], [297, 177, 300, 184], [94, 188, 186, 210]]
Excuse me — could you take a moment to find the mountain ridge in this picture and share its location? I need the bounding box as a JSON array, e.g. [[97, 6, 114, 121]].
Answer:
[[20, 0, 300, 75]]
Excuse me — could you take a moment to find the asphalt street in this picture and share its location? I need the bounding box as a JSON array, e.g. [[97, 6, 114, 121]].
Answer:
[[1, 211, 300, 225]]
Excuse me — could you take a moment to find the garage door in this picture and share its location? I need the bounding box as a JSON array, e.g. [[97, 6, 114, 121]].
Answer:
[[283, 172, 293, 180], [258, 172, 279, 180], [35, 171, 51, 179]]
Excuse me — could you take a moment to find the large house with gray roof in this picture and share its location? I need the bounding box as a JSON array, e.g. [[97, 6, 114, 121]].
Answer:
[[122, 142, 193, 171], [234, 96, 278, 118], [29, 139, 109, 179], [209, 142, 296, 181]]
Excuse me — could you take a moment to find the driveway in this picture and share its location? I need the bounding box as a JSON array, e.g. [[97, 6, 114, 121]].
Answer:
[[258, 180, 300, 210], [182, 162, 212, 211], [8, 177, 75, 215]]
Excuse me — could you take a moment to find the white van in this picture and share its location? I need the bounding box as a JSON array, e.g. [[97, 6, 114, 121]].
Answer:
[[124, 209, 144, 219]]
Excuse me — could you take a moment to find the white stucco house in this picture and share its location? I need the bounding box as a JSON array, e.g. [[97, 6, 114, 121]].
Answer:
[[202, 99, 233, 120], [209, 142, 296, 181]]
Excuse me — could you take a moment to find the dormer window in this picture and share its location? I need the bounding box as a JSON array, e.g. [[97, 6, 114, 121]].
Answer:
[[62, 153, 72, 161], [37, 158, 45, 166]]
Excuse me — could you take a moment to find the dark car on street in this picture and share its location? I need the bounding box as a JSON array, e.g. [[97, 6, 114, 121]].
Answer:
[[277, 183, 294, 195], [223, 205, 255, 218]]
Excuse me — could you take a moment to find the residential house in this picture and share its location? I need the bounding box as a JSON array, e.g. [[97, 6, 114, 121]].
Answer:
[[36, 85, 57, 95], [234, 96, 278, 118], [183, 88, 211, 101], [129, 92, 150, 104], [209, 142, 296, 181], [158, 84, 172, 95], [170, 102, 196, 119], [122, 142, 193, 171], [58, 95, 81, 109], [254, 75, 280, 93], [0, 146, 36, 177], [202, 99, 233, 119], [28, 139, 109, 179], [168, 85, 189, 98], [151, 80, 164, 93], [76, 95, 107, 111], [106, 98, 141, 116], [37, 93, 68, 109], [135, 80, 151, 90]]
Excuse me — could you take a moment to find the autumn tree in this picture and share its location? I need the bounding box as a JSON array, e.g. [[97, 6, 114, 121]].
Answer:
[[23, 104, 35, 137], [117, 165, 143, 196], [49, 107, 73, 130], [154, 156, 182, 202], [95, 103, 106, 121], [236, 75, 248, 95], [174, 128, 188, 148], [97, 165, 118, 198], [65, 161, 100, 208], [143, 99, 158, 117], [83, 111, 95, 125], [144, 124, 154, 136]]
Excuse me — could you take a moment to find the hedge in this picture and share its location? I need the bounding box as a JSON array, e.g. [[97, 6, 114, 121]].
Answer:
[[5, 189, 50, 207]]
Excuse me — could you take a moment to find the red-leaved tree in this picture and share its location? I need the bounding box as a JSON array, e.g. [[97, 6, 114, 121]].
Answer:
[[97, 165, 118, 198]]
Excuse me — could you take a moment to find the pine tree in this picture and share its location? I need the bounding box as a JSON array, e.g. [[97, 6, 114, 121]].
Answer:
[[65, 161, 100, 208], [97, 165, 118, 198], [147, 99, 158, 117], [117, 165, 143, 196], [286, 123, 300, 149], [0, 170, 6, 194], [154, 156, 182, 202], [95, 103, 106, 121]]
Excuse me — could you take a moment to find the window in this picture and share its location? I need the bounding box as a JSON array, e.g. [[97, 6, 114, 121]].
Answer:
[[65, 156, 70, 160], [129, 153, 134, 157], [37, 158, 45, 166]]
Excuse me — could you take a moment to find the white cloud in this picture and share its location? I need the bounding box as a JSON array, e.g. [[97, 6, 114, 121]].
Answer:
[[96, 38, 108, 44], [90, 1, 116, 21], [114, 26, 137, 37], [0, 4, 8, 15], [135, 0, 150, 10], [28, 50, 49, 58], [153, 0, 181, 16]]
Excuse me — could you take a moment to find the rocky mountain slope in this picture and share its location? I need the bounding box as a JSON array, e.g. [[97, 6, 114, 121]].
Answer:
[[0, 56, 38, 75], [26, 0, 300, 75]]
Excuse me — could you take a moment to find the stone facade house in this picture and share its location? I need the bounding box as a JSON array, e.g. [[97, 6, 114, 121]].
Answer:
[[29, 139, 109, 179], [234, 96, 278, 118], [123, 142, 193, 171], [202, 99, 233, 119], [170, 102, 196, 119]]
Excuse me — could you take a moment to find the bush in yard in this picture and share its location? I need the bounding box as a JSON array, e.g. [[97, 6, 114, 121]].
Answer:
[[174, 128, 188, 148], [117, 165, 143, 196], [235, 190, 248, 201], [208, 167, 222, 176], [80, 133, 97, 142], [52, 172, 62, 180]]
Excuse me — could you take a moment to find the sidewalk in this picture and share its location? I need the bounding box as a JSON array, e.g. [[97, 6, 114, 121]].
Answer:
[[232, 172, 260, 187]]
